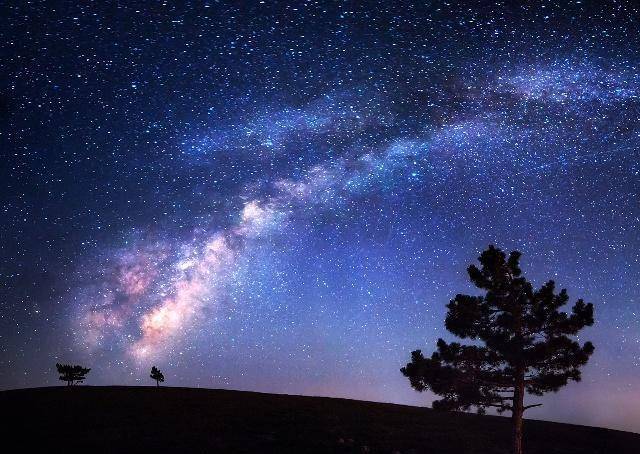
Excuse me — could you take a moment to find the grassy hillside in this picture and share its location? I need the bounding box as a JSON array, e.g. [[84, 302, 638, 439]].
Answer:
[[1, 386, 637, 453]]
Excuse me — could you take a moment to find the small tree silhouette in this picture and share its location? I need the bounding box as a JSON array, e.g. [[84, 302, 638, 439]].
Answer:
[[56, 363, 91, 386], [401, 245, 594, 454], [150, 366, 165, 387]]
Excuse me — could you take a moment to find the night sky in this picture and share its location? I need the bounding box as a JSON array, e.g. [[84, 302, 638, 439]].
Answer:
[[2, 0, 639, 433]]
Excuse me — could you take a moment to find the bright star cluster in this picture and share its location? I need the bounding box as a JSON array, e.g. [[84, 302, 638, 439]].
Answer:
[[1, 1, 639, 432]]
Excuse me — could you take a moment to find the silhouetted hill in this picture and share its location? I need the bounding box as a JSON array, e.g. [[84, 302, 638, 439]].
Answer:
[[1, 386, 637, 453]]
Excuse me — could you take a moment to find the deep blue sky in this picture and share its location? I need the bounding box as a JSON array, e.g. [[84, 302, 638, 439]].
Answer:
[[1, 0, 639, 432]]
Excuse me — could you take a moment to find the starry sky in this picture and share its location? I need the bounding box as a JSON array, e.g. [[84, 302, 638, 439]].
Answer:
[[1, 0, 639, 433]]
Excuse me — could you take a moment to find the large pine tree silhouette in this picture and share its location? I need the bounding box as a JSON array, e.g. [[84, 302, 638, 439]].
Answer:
[[402, 245, 594, 454]]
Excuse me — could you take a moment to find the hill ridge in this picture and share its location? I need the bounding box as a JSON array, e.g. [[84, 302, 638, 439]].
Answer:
[[3, 386, 638, 453]]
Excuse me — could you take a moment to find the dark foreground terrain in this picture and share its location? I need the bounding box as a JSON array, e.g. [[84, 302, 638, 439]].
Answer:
[[2, 386, 638, 453]]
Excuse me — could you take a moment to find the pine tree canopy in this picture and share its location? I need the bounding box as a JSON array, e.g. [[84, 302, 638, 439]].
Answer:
[[401, 245, 595, 414], [56, 363, 91, 385], [150, 366, 165, 382]]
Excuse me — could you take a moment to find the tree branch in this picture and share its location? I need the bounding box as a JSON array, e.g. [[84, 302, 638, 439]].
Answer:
[[523, 404, 543, 410]]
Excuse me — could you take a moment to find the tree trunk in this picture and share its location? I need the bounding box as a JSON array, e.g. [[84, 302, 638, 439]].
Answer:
[[511, 289, 526, 454], [156, 379, 159, 387], [512, 366, 525, 454]]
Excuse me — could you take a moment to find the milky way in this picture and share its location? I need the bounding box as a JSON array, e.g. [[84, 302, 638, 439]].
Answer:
[[2, 1, 639, 432]]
